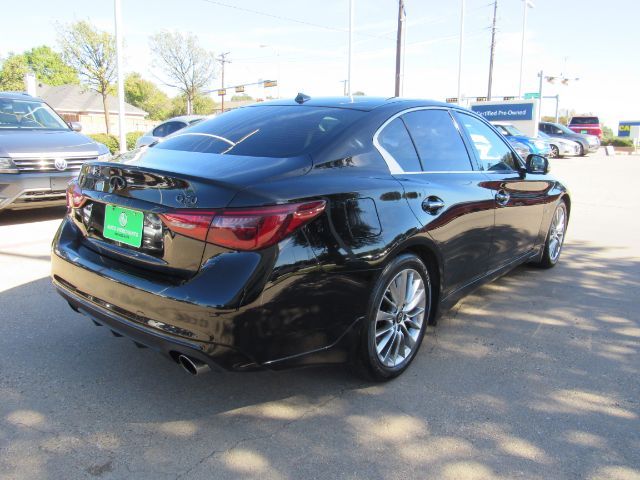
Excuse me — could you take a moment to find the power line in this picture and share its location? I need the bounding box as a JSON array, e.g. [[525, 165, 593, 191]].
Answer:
[[200, 0, 394, 40]]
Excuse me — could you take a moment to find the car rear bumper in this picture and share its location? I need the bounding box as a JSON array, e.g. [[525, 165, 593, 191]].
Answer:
[[0, 172, 77, 210], [51, 216, 371, 371]]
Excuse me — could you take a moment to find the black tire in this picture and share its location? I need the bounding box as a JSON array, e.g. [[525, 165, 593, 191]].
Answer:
[[578, 143, 586, 156], [532, 201, 567, 269], [352, 253, 432, 381], [550, 144, 560, 158]]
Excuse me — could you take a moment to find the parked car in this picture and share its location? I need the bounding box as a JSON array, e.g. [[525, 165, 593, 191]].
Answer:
[[539, 121, 600, 156], [569, 115, 602, 139], [135, 115, 206, 148], [52, 96, 570, 380], [0, 92, 111, 211], [538, 131, 580, 158], [492, 122, 552, 157], [508, 139, 531, 159]]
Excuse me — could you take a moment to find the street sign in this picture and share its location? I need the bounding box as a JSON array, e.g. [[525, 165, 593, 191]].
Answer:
[[263, 80, 277, 88], [476, 97, 488, 102], [217, 89, 227, 96], [524, 92, 540, 99], [446, 97, 458, 103], [235, 85, 245, 93]]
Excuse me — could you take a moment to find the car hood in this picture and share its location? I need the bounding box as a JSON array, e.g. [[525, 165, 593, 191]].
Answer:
[[0, 130, 106, 157]]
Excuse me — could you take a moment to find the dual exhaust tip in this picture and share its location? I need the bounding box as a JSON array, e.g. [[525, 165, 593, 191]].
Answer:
[[177, 354, 210, 376]]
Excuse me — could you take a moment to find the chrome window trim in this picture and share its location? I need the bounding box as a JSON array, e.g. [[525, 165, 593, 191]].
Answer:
[[373, 106, 476, 175]]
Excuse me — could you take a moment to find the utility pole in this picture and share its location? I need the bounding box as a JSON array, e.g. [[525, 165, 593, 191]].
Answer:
[[457, 0, 465, 104], [339, 80, 348, 96], [394, 0, 405, 97], [114, 0, 126, 153], [537, 69, 544, 124], [487, 0, 498, 100], [518, 0, 534, 98], [217, 52, 231, 113]]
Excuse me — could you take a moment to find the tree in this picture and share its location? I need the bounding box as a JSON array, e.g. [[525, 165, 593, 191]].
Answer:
[[24, 46, 79, 86], [0, 55, 28, 91], [58, 21, 116, 133], [231, 94, 253, 101], [169, 93, 216, 117], [0, 47, 78, 91], [149, 31, 215, 115], [125, 72, 171, 120]]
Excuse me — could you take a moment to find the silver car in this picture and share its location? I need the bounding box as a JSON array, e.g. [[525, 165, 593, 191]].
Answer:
[[538, 131, 580, 158], [135, 115, 206, 148]]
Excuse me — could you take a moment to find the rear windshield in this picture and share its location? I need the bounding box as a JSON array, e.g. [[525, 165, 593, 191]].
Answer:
[[154, 105, 365, 158], [570, 117, 599, 125]]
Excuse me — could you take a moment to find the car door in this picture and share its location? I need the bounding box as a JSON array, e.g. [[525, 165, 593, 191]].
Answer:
[[375, 108, 495, 296], [454, 111, 553, 269]]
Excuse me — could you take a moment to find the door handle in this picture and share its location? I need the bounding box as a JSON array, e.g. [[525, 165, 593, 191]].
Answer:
[[422, 196, 445, 215], [495, 190, 510, 205]]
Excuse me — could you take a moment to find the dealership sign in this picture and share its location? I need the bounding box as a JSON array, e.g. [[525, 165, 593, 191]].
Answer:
[[470, 102, 535, 121], [618, 121, 640, 137]]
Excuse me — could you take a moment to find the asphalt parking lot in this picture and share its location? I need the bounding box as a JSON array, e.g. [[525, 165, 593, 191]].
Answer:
[[0, 151, 638, 480]]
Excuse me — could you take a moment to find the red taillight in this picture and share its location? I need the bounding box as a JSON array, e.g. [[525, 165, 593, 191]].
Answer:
[[159, 211, 216, 242], [66, 181, 86, 209], [208, 201, 326, 251], [159, 200, 326, 250]]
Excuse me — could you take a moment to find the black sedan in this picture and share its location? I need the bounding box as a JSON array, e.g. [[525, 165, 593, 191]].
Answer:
[[52, 96, 569, 380]]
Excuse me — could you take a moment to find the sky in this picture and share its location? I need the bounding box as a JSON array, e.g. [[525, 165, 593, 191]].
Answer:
[[2, 0, 639, 128]]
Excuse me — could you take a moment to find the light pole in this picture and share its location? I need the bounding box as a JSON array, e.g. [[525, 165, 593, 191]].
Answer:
[[394, 0, 405, 97], [457, 0, 465, 104], [347, 0, 354, 99], [114, 0, 126, 153], [518, 0, 534, 98]]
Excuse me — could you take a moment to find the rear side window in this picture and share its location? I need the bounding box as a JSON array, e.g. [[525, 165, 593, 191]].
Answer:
[[402, 110, 473, 171], [570, 117, 599, 125], [377, 117, 422, 172], [155, 106, 365, 158], [455, 113, 518, 172]]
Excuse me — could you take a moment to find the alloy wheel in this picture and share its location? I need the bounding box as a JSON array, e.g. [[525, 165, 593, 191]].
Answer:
[[548, 205, 566, 262], [375, 268, 427, 367]]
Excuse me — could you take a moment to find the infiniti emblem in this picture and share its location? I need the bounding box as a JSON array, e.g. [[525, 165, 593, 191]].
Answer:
[[54, 158, 68, 171], [109, 175, 127, 191]]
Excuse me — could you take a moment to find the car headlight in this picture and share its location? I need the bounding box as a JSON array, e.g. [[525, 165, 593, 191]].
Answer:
[[0, 157, 18, 174], [97, 152, 112, 162]]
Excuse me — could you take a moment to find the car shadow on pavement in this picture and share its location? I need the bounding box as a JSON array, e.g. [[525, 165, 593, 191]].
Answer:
[[0, 206, 66, 227], [0, 241, 638, 479]]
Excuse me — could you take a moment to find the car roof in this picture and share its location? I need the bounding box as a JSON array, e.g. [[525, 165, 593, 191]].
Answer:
[[247, 96, 452, 112], [0, 91, 43, 101]]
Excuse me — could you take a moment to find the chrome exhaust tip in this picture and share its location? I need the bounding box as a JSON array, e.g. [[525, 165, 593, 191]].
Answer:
[[177, 354, 210, 376]]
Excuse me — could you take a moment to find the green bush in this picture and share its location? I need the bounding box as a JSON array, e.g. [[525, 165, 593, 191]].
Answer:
[[126, 131, 145, 150], [88, 133, 119, 154], [601, 136, 634, 147]]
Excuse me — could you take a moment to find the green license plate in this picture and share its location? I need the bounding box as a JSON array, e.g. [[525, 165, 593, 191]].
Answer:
[[103, 205, 144, 248]]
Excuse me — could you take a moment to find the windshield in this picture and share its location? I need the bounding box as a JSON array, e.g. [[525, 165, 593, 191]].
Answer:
[[0, 98, 69, 130], [155, 105, 365, 158], [497, 124, 525, 136], [554, 123, 575, 135]]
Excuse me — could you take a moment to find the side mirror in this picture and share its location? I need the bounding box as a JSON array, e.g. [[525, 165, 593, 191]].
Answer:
[[69, 121, 82, 132], [526, 154, 549, 174]]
